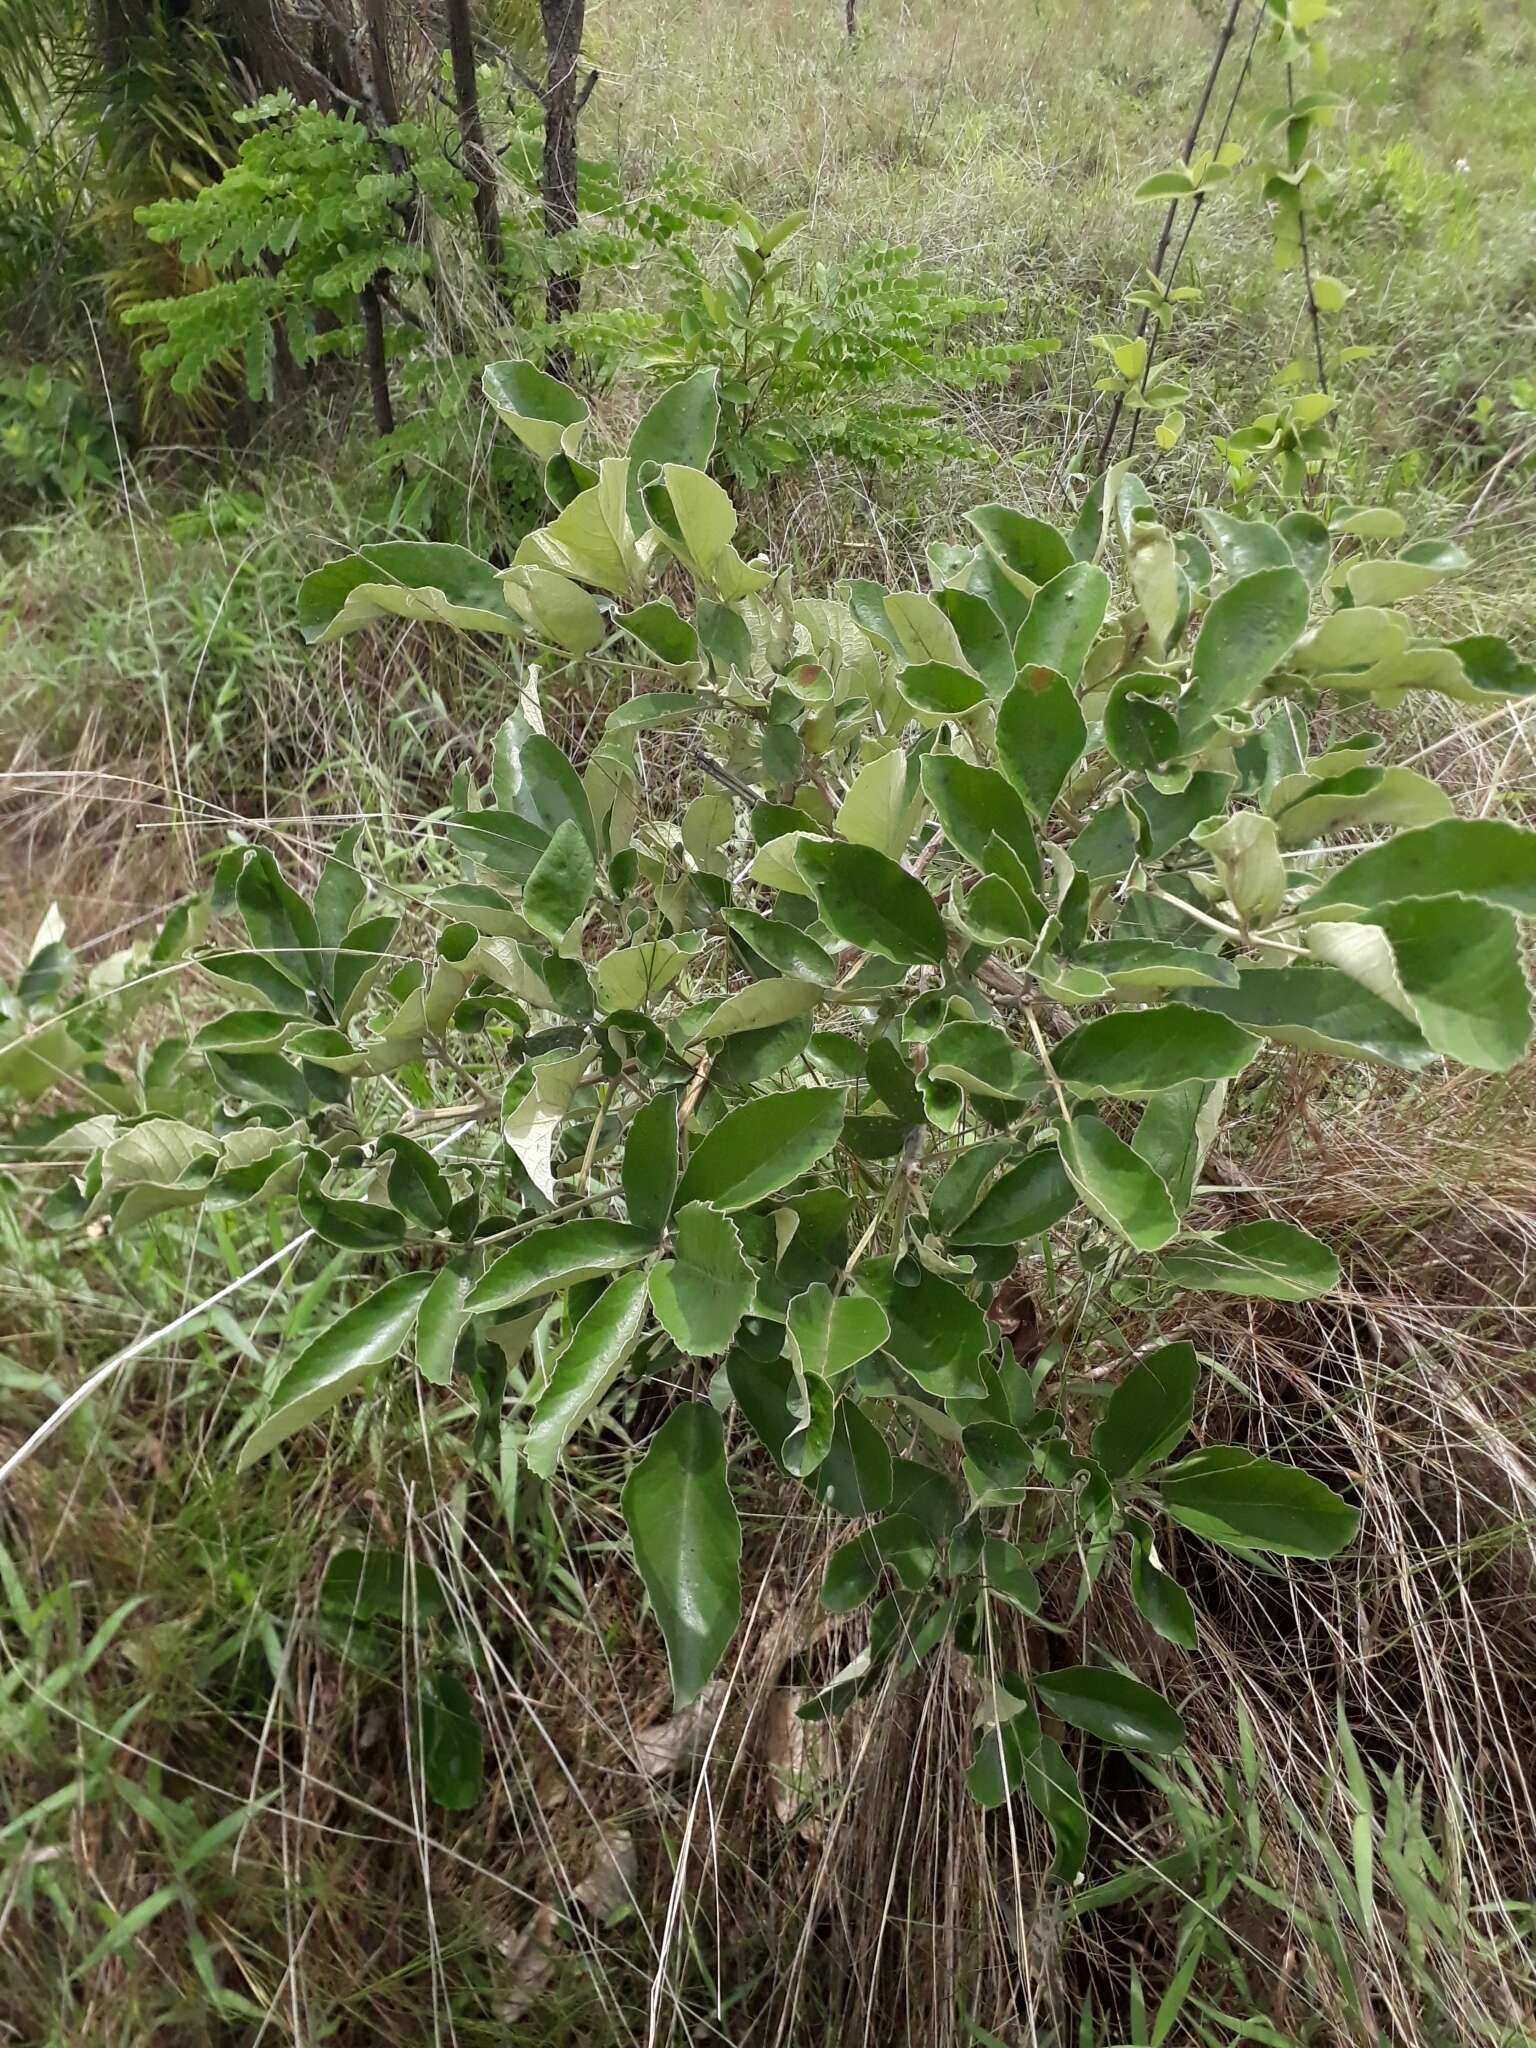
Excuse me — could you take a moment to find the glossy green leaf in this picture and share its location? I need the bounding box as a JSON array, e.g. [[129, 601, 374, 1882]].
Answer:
[[1013, 561, 1110, 683], [416, 1259, 473, 1387], [795, 839, 947, 966], [786, 1281, 890, 1380], [996, 670, 1087, 819], [1157, 1219, 1339, 1300], [299, 544, 518, 643], [238, 1273, 433, 1469], [724, 909, 836, 983], [1052, 1006, 1259, 1098], [676, 1087, 845, 1212], [1058, 1115, 1179, 1252], [467, 1220, 657, 1312], [1158, 1448, 1360, 1557], [920, 754, 1042, 883], [1034, 1666, 1185, 1754], [421, 1672, 483, 1810], [523, 818, 596, 942], [648, 1202, 752, 1356], [622, 1091, 678, 1238], [1183, 966, 1435, 1069], [1301, 819, 1536, 920], [858, 1259, 991, 1399], [1092, 1341, 1199, 1479], [523, 1268, 651, 1476], [948, 1144, 1077, 1245], [623, 1402, 742, 1707], [626, 368, 720, 532], [1182, 566, 1309, 734]]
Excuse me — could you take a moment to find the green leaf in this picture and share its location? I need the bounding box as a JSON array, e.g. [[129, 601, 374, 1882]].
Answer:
[[966, 505, 1074, 589], [1093, 1341, 1199, 1479], [523, 1268, 651, 1477], [725, 909, 836, 983], [808, 1401, 894, 1517], [299, 544, 518, 643], [519, 735, 596, 853], [837, 751, 917, 866], [236, 851, 322, 991], [623, 1402, 742, 1707], [920, 754, 1042, 883], [500, 566, 606, 654], [1301, 819, 1536, 920], [690, 977, 821, 1043], [1025, 1736, 1089, 1883], [786, 1281, 890, 1380], [1052, 1006, 1259, 1098], [445, 810, 550, 884], [1358, 896, 1532, 1071], [794, 839, 947, 966], [617, 603, 700, 667], [467, 1221, 657, 1312], [297, 1172, 404, 1253], [1131, 1079, 1223, 1213], [482, 357, 589, 464], [416, 1259, 472, 1387], [1191, 811, 1289, 926], [898, 660, 988, 720], [238, 1273, 433, 1469], [1158, 1220, 1339, 1301], [925, 1020, 1042, 1101], [996, 670, 1087, 819], [521, 819, 594, 944], [1182, 966, 1436, 1069], [593, 939, 687, 1011], [378, 1134, 453, 1231], [1159, 1448, 1360, 1558], [1182, 566, 1310, 734], [321, 1548, 445, 1625], [676, 1088, 846, 1212], [627, 369, 720, 532], [1198, 509, 1295, 578], [623, 1092, 678, 1238], [1129, 1530, 1198, 1649], [858, 1259, 992, 1400], [421, 1672, 483, 1810], [1013, 562, 1110, 683], [1034, 1667, 1186, 1754], [1058, 1115, 1179, 1252], [1073, 942, 1237, 993], [648, 1203, 753, 1356], [947, 1144, 1077, 1245]]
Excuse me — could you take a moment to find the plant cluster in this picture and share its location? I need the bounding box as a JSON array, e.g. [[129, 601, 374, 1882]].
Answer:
[[9, 363, 1535, 1860], [0, 363, 117, 503], [122, 94, 472, 408], [565, 205, 1059, 486]]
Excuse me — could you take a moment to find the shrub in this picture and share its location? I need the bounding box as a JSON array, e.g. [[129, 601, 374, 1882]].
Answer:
[[10, 368, 1536, 1859]]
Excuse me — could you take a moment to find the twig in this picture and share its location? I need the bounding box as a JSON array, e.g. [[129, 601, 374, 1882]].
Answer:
[[1095, 0, 1248, 470], [1455, 433, 1536, 533]]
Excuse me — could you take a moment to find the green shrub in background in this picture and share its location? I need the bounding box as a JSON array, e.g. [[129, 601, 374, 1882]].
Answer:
[[0, 364, 117, 503], [8, 363, 1535, 1860]]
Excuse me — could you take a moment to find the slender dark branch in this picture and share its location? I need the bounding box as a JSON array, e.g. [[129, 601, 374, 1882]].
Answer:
[[1094, 0, 1247, 471], [444, 0, 508, 287], [697, 753, 762, 806], [1288, 63, 1329, 396], [1123, 0, 1266, 459]]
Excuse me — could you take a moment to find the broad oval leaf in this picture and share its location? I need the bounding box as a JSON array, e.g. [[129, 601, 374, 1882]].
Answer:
[[238, 1273, 433, 1469], [1033, 1666, 1186, 1754], [467, 1220, 657, 1313], [794, 839, 947, 967], [1058, 1114, 1178, 1252], [1092, 1341, 1200, 1479], [1157, 1219, 1339, 1301], [647, 1202, 753, 1356], [623, 1402, 742, 1708], [675, 1088, 846, 1213], [1158, 1447, 1360, 1558], [1052, 1006, 1259, 1098]]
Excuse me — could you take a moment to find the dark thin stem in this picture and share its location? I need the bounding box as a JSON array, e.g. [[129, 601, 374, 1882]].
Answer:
[[1289, 64, 1329, 396], [1094, 0, 1249, 471], [1123, 0, 1266, 460], [445, 0, 508, 291]]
